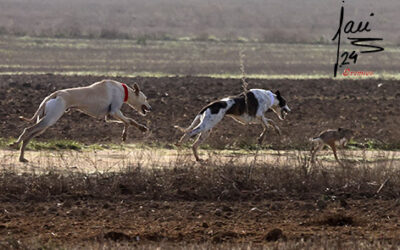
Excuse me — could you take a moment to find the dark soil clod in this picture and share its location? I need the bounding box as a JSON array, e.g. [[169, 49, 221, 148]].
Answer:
[[264, 228, 285, 242], [103, 231, 131, 241], [320, 213, 354, 227]]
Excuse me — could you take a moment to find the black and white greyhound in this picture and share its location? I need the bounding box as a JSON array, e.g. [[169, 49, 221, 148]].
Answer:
[[175, 89, 291, 161]]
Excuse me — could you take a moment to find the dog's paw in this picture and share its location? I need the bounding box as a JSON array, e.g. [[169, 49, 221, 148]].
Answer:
[[19, 157, 29, 163], [139, 125, 149, 133], [196, 158, 211, 165], [196, 158, 204, 163]]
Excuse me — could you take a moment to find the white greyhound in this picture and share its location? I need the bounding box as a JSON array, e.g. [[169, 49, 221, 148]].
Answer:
[[175, 89, 291, 161], [11, 79, 151, 162]]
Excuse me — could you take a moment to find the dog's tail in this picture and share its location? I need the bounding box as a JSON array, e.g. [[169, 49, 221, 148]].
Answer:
[[20, 91, 59, 122], [174, 114, 201, 133]]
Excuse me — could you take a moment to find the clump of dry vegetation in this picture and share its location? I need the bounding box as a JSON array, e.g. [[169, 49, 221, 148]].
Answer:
[[0, 151, 398, 203]]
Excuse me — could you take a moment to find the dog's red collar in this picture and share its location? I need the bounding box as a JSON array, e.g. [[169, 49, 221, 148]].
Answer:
[[121, 83, 128, 102]]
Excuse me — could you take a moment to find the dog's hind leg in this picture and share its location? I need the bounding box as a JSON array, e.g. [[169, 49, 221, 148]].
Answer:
[[176, 113, 207, 146], [17, 97, 66, 162], [310, 140, 323, 163], [192, 130, 212, 162], [10, 127, 30, 148], [177, 110, 223, 151], [11, 109, 45, 148], [11, 122, 45, 149], [19, 127, 48, 162], [174, 114, 201, 133], [176, 126, 203, 146]]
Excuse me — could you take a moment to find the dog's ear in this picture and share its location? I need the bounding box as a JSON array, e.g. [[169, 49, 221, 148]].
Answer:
[[275, 90, 281, 97], [133, 83, 140, 96]]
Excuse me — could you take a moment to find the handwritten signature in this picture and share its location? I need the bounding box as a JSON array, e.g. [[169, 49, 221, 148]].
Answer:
[[332, 1, 384, 77]]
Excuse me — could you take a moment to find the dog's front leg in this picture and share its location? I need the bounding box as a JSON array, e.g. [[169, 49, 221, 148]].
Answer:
[[328, 143, 343, 166], [111, 110, 148, 133], [106, 115, 128, 141], [261, 116, 281, 135], [121, 124, 129, 142], [129, 119, 148, 132]]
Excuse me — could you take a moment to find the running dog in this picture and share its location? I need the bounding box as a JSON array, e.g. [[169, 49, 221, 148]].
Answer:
[[11, 80, 151, 162], [310, 128, 354, 165], [175, 89, 291, 161]]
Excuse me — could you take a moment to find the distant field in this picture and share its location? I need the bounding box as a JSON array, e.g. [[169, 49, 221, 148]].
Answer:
[[0, 0, 399, 45], [0, 36, 399, 78]]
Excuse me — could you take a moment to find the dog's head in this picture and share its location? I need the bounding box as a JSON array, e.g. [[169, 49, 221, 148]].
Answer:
[[127, 83, 152, 116], [271, 90, 291, 120]]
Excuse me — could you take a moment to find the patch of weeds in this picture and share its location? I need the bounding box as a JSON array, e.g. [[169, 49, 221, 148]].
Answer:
[[200, 144, 213, 150], [85, 143, 107, 151], [362, 139, 400, 150], [346, 139, 360, 150], [235, 141, 272, 151], [29, 139, 83, 151], [0, 137, 15, 148], [86, 143, 124, 151], [364, 140, 378, 150]]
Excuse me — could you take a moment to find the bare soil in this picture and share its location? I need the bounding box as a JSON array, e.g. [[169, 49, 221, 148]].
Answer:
[[1, 199, 400, 246]]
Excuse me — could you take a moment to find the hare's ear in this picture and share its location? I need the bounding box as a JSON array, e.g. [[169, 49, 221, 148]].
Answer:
[[275, 90, 281, 96], [133, 83, 140, 95], [338, 127, 343, 131]]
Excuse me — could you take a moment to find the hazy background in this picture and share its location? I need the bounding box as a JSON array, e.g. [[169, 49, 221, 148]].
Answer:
[[0, 0, 398, 77], [0, 0, 398, 44]]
